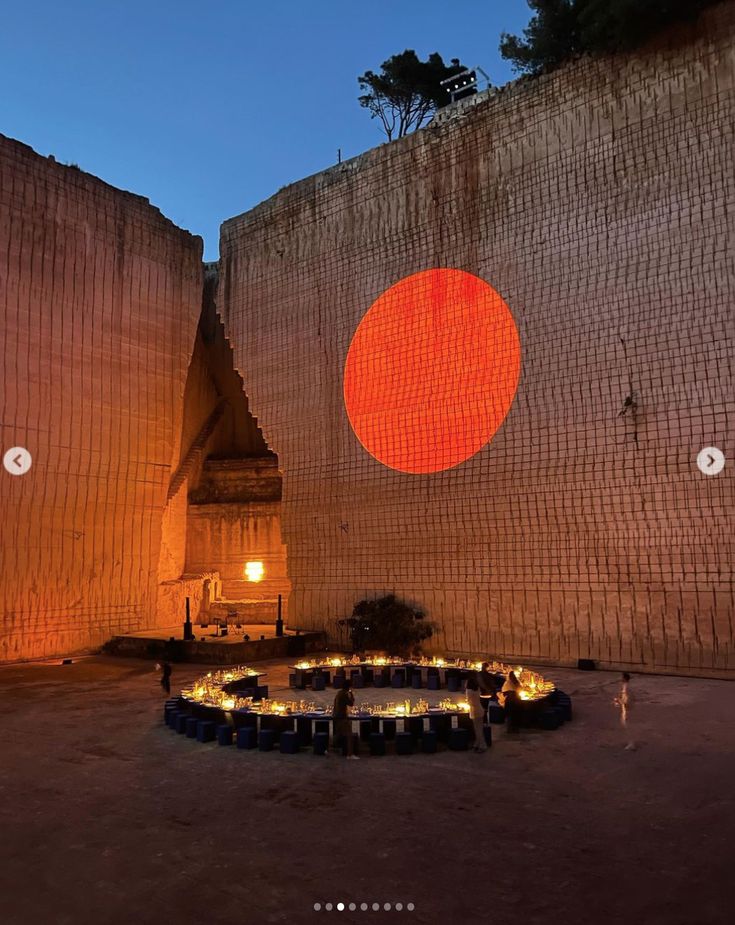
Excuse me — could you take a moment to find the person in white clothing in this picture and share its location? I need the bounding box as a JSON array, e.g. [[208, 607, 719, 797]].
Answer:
[[613, 672, 636, 750], [465, 674, 487, 753]]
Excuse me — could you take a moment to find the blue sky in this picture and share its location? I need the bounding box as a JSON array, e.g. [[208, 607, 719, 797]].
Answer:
[[0, 1, 531, 259]]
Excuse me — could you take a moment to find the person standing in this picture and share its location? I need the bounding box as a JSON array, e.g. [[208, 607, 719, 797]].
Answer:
[[159, 661, 172, 696], [499, 670, 522, 733], [465, 674, 487, 753], [478, 662, 498, 721], [614, 672, 636, 750], [333, 678, 359, 759]]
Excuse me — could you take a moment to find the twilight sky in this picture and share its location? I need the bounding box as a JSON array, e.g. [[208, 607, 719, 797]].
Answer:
[[0, 0, 531, 259]]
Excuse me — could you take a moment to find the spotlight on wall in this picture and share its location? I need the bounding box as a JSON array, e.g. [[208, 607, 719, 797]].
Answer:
[[245, 561, 265, 582]]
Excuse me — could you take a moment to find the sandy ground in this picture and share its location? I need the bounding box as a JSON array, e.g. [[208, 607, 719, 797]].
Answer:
[[0, 656, 733, 925]]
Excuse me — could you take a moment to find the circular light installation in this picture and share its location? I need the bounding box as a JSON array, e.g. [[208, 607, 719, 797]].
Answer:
[[343, 269, 521, 474]]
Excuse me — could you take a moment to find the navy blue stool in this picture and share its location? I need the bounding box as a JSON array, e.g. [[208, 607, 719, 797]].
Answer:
[[236, 726, 258, 749], [483, 725, 493, 747], [312, 673, 326, 692], [421, 730, 438, 754], [313, 732, 329, 755], [185, 717, 199, 738], [196, 720, 216, 743], [315, 719, 331, 737], [217, 724, 233, 746], [288, 673, 298, 689], [279, 730, 300, 754], [429, 714, 452, 742], [406, 716, 423, 741], [297, 716, 314, 746], [255, 685, 269, 701], [373, 670, 387, 688], [332, 671, 346, 690], [391, 672, 405, 689], [448, 727, 470, 751], [369, 733, 386, 756], [174, 713, 189, 734], [382, 719, 397, 741], [164, 701, 179, 724], [395, 732, 413, 755], [487, 702, 506, 724], [557, 695, 572, 721], [258, 729, 275, 751], [427, 674, 441, 691], [411, 673, 423, 689], [539, 710, 560, 730], [359, 720, 373, 742], [447, 674, 461, 693], [352, 673, 365, 689]]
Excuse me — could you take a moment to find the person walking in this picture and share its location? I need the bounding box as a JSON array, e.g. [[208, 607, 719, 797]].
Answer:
[[614, 672, 636, 750], [333, 678, 359, 759], [465, 674, 487, 753]]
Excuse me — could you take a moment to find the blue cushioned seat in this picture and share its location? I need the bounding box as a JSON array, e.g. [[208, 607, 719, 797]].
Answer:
[[311, 673, 326, 691], [313, 732, 329, 755], [487, 702, 506, 724], [395, 732, 413, 755], [448, 727, 470, 751], [382, 719, 397, 741], [427, 674, 441, 691], [369, 732, 386, 756], [217, 724, 233, 746], [174, 712, 189, 734], [447, 674, 461, 693], [391, 672, 405, 689], [279, 730, 300, 754], [421, 730, 438, 753], [315, 719, 331, 737], [255, 685, 268, 701], [258, 728, 275, 751], [236, 726, 258, 749], [185, 716, 199, 738], [411, 672, 423, 689], [196, 720, 216, 743], [539, 710, 560, 730], [373, 671, 387, 688], [352, 673, 365, 689]]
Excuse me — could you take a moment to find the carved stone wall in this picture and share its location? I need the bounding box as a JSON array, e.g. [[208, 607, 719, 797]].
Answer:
[[219, 7, 735, 676], [0, 137, 202, 660]]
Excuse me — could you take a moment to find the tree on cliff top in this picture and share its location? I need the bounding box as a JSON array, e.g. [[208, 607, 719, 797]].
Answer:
[[358, 50, 467, 141], [500, 0, 721, 76]]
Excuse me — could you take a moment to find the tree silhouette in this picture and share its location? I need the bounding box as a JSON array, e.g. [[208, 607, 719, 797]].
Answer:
[[358, 50, 467, 141]]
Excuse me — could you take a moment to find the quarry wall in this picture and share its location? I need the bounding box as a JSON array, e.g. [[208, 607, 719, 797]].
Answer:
[[220, 5, 735, 675], [0, 137, 203, 660]]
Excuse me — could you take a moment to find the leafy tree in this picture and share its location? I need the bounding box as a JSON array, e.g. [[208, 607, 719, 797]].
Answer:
[[500, 0, 721, 76], [338, 594, 434, 656], [358, 50, 467, 141]]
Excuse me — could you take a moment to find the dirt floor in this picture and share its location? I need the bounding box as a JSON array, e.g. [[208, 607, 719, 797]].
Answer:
[[0, 656, 733, 925]]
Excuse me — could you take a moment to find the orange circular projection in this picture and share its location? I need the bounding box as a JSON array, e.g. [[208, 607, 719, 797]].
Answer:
[[343, 269, 521, 474]]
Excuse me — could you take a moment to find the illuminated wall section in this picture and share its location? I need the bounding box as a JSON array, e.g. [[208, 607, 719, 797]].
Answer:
[[220, 6, 734, 675], [0, 136, 203, 661]]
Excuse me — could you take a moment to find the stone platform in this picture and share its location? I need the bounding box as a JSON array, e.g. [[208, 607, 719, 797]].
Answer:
[[102, 624, 326, 665]]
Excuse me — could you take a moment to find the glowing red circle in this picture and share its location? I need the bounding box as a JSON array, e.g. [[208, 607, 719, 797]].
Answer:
[[343, 269, 521, 474]]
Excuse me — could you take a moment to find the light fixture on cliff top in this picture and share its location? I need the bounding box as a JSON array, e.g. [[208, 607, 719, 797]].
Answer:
[[244, 561, 265, 582], [440, 65, 491, 103]]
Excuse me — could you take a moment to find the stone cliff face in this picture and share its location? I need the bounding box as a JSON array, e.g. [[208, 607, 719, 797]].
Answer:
[[219, 5, 735, 675], [0, 137, 203, 660]]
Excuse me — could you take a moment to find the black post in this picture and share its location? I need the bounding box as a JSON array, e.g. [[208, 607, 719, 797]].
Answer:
[[275, 594, 284, 637], [184, 596, 193, 641]]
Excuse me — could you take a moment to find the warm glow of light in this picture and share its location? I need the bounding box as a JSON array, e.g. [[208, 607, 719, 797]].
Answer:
[[343, 268, 521, 473], [244, 561, 265, 582], [222, 698, 236, 710]]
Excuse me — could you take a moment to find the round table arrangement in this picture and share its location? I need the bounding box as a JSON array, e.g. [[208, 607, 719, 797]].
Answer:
[[163, 659, 572, 755]]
